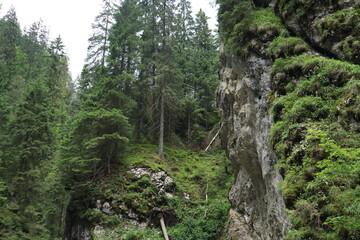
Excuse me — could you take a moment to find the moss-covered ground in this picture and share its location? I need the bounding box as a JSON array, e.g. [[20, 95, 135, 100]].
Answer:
[[82, 143, 233, 240]]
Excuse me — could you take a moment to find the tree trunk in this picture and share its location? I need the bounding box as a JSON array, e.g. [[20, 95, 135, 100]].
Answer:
[[101, 8, 109, 69], [59, 203, 64, 236], [187, 113, 191, 142], [205, 123, 224, 152], [160, 215, 170, 240], [135, 117, 141, 140], [159, 90, 165, 160]]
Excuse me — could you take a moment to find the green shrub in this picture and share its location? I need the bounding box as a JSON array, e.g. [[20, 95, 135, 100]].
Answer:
[[170, 199, 231, 240]]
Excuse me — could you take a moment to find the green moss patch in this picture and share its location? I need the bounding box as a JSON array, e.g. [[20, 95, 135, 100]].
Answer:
[[268, 37, 311, 59], [221, 6, 288, 57], [270, 52, 360, 239], [122, 143, 232, 200], [316, 9, 360, 63], [275, 0, 360, 64]]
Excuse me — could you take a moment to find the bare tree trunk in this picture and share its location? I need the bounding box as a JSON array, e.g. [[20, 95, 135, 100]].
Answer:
[[160, 215, 170, 240], [205, 123, 224, 152], [107, 157, 111, 174], [187, 113, 191, 142], [159, 90, 165, 160], [101, 2, 110, 69], [135, 117, 141, 140], [58, 203, 64, 236]]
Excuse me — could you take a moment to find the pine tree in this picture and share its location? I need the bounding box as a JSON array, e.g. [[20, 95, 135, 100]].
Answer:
[[192, 9, 219, 131], [5, 80, 54, 238], [156, 0, 179, 159], [0, 8, 72, 238], [133, 0, 160, 140], [0, 8, 21, 79], [174, 0, 194, 95], [86, 0, 115, 72], [109, 0, 142, 76], [46, 36, 71, 124], [173, 9, 219, 144]]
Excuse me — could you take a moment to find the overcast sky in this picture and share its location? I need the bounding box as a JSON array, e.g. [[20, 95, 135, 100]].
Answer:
[[0, 0, 217, 79]]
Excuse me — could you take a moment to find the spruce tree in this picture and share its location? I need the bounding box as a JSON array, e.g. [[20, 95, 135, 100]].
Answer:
[[86, 0, 115, 71], [192, 9, 219, 132], [109, 0, 142, 76], [0, 7, 20, 80], [0, 8, 72, 238]]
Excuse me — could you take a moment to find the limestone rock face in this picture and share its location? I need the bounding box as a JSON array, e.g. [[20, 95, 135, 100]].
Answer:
[[275, 0, 360, 64], [129, 167, 176, 194], [217, 49, 290, 239]]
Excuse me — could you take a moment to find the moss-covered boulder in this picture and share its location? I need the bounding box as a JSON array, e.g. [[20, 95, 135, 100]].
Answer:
[[275, 0, 360, 64]]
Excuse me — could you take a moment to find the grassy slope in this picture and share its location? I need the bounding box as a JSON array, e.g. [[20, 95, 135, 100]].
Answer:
[[83, 143, 233, 240]]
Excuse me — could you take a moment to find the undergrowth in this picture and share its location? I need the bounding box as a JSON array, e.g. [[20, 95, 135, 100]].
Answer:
[[270, 49, 360, 239], [84, 143, 233, 240]]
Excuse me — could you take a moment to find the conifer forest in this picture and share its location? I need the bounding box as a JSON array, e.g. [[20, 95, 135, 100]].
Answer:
[[0, 0, 359, 240]]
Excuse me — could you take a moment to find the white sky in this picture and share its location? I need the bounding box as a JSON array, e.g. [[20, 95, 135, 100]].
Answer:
[[0, 0, 217, 79]]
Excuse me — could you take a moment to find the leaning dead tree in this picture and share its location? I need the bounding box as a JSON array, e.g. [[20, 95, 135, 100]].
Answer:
[[205, 122, 224, 151], [149, 208, 177, 240]]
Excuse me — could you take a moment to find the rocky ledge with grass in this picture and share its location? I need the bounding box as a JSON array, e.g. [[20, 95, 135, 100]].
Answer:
[[217, 0, 359, 239]]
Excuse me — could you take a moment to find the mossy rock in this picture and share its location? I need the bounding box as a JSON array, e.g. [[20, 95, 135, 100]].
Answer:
[[225, 7, 288, 57], [268, 37, 311, 59]]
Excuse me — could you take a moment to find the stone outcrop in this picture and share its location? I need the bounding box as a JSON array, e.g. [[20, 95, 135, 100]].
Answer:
[[129, 167, 176, 196], [63, 167, 177, 240], [275, 0, 360, 64], [217, 47, 290, 239]]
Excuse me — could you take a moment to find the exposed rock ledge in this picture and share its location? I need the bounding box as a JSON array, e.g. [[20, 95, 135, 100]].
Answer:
[[63, 167, 178, 240], [217, 49, 290, 239]]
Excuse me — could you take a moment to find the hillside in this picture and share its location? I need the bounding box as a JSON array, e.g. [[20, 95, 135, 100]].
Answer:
[[64, 143, 232, 239], [0, 0, 359, 240]]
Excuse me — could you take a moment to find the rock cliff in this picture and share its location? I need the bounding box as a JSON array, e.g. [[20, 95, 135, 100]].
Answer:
[[217, 43, 290, 240], [275, 0, 359, 64], [217, 0, 359, 239], [217, 2, 291, 238]]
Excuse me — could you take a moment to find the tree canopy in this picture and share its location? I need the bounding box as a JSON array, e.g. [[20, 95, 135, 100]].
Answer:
[[0, 2, 219, 238]]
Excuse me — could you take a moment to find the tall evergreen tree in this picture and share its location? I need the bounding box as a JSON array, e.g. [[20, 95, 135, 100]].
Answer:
[[0, 7, 20, 80], [173, 9, 219, 144], [109, 0, 142, 76], [0, 8, 72, 238], [192, 9, 218, 130], [0, 8, 21, 135], [155, 0, 179, 158], [174, 0, 194, 94], [86, 0, 116, 71], [22, 20, 49, 81]]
